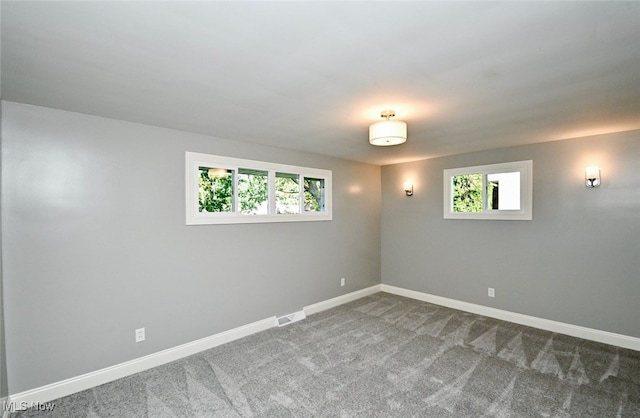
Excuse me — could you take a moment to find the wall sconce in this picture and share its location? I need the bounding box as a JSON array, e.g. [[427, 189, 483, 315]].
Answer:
[[404, 182, 414, 196], [585, 166, 601, 188]]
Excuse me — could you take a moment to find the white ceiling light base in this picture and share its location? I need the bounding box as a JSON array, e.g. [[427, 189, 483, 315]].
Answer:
[[369, 110, 407, 146]]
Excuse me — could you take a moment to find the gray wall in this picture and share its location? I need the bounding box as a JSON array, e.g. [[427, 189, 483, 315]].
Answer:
[[3, 98, 638, 395], [0, 109, 6, 402], [0, 1, 8, 401], [1, 101, 381, 393], [382, 130, 640, 339]]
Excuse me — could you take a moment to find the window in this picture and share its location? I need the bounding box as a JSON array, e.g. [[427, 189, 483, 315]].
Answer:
[[238, 168, 268, 215], [444, 160, 532, 220], [186, 152, 332, 225], [275, 172, 301, 214], [304, 177, 325, 212], [198, 167, 234, 213]]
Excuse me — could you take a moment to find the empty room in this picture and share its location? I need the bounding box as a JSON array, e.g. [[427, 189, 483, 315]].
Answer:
[[1, 1, 639, 417]]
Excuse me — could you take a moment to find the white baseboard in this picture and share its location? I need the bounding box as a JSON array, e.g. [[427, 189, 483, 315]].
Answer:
[[7, 316, 277, 411], [6, 285, 380, 411], [303, 284, 381, 316], [9, 284, 638, 411], [381, 284, 640, 351]]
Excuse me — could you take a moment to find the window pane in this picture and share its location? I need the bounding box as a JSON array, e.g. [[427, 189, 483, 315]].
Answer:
[[198, 166, 233, 212], [238, 168, 268, 215], [276, 172, 300, 214], [487, 172, 520, 210], [304, 177, 325, 212], [452, 173, 483, 212]]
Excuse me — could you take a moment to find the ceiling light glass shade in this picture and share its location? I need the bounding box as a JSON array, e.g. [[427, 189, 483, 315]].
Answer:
[[369, 120, 407, 146]]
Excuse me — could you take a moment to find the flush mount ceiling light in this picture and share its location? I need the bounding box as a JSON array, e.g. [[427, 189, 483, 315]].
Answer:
[[369, 110, 407, 146]]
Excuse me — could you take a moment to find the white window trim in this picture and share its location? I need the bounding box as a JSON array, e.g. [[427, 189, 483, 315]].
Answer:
[[443, 160, 533, 220], [186, 152, 332, 225]]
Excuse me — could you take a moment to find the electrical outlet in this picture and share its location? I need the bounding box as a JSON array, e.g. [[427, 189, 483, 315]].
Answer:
[[488, 288, 495, 298], [135, 328, 145, 343], [340, 277, 346, 287]]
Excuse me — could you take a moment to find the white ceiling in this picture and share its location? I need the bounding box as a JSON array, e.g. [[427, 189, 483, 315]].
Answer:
[[2, 1, 639, 166]]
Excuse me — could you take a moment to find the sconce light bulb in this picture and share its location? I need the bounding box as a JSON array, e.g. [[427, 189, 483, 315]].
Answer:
[[404, 182, 414, 196], [585, 166, 601, 188]]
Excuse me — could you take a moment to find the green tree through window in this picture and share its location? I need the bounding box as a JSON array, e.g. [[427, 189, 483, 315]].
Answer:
[[276, 173, 300, 214], [198, 167, 232, 212], [198, 168, 324, 214], [304, 177, 324, 212], [452, 173, 482, 212], [238, 169, 268, 214], [187, 152, 332, 224]]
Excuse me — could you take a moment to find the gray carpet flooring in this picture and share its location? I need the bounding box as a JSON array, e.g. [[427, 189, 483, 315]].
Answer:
[[12, 292, 640, 417]]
